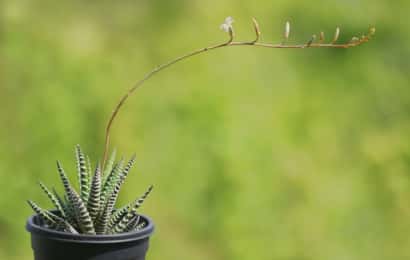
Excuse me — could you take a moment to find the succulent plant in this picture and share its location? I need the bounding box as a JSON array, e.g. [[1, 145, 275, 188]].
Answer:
[[28, 145, 153, 235]]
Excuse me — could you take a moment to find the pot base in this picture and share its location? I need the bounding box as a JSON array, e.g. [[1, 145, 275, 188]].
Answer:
[[26, 213, 154, 260]]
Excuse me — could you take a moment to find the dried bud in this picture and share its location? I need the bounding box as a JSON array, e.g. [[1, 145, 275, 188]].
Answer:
[[252, 17, 261, 42], [319, 31, 325, 43], [284, 21, 290, 40], [306, 34, 316, 47], [332, 27, 340, 43]]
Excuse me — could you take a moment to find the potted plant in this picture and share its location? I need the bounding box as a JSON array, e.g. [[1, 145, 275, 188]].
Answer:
[[26, 145, 154, 260], [26, 17, 375, 260]]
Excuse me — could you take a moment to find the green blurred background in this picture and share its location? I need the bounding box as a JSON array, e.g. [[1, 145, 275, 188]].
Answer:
[[1, 0, 410, 259]]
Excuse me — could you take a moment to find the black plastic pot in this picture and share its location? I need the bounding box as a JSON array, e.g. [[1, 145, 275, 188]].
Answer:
[[26, 213, 155, 260]]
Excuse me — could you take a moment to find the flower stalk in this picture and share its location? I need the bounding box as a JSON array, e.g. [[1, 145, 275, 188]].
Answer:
[[102, 17, 375, 167]]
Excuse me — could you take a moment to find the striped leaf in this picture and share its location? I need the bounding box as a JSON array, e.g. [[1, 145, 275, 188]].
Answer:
[[95, 178, 121, 234], [52, 188, 65, 209], [75, 145, 90, 202], [131, 185, 153, 211], [47, 211, 79, 234], [124, 215, 141, 232], [100, 159, 124, 205], [52, 188, 77, 227], [96, 156, 136, 234], [120, 155, 136, 183], [67, 186, 95, 234], [38, 182, 65, 217], [62, 193, 78, 228], [111, 185, 153, 233], [111, 211, 135, 234], [27, 200, 57, 229], [108, 205, 130, 230], [28, 199, 78, 234], [87, 155, 92, 178], [102, 149, 117, 182], [135, 221, 146, 231], [57, 161, 72, 198], [87, 163, 102, 222]]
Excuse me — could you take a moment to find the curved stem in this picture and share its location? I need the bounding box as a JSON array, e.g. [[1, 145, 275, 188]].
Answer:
[[102, 39, 230, 168], [102, 34, 369, 167]]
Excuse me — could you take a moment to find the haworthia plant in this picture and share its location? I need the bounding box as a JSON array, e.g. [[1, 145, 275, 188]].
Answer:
[[28, 145, 153, 235]]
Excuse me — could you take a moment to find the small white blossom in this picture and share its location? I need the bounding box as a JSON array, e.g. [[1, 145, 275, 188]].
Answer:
[[220, 16, 234, 32]]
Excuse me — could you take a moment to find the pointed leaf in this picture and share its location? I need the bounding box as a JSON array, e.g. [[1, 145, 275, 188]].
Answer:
[[67, 186, 95, 234], [124, 215, 141, 232], [108, 205, 130, 230], [110, 185, 152, 233], [27, 200, 57, 229], [75, 145, 90, 202], [87, 163, 102, 222], [47, 211, 79, 234], [102, 149, 117, 182], [131, 185, 153, 212], [38, 182, 65, 217], [100, 159, 124, 205], [57, 161, 71, 192]]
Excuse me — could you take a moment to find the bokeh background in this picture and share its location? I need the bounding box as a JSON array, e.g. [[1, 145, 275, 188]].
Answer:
[[1, 0, 410, 259]]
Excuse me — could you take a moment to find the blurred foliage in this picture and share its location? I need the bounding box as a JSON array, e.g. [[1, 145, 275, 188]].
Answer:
[[1, 0, 410, 259]]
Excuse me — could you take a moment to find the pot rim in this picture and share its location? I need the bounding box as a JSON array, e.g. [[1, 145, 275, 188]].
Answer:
[[26, 213, 155, 244]]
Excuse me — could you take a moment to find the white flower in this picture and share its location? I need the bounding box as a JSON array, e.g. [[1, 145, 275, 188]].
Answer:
[[220, 16, 234, 32]]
